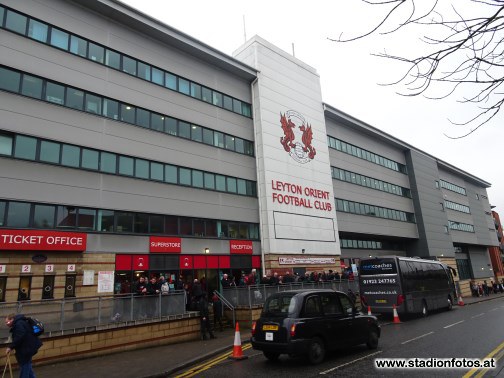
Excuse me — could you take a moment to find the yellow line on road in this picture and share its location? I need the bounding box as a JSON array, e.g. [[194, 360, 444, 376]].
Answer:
[[175, 343, 252, 378], [463, 340, 504, 378]]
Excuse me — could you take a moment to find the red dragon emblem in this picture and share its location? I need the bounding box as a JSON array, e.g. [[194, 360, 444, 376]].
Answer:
[[279, 111, 316, 163]]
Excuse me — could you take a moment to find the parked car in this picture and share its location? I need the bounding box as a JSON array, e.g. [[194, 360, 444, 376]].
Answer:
[[251, 289, 380, 364]]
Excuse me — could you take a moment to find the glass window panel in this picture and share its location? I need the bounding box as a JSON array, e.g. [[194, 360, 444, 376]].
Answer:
[[212, 92, 222, 107], [105, 49, 120, 69], [85, 94, 102, 114], [66, 88, 84, 110], [28, 19, 48, 42], [122, 56, 137, 75], [242, 103, 252, 117], [100, 152, 116, 173], [179, 168, 191, 186], [165, 165, 177, 184], [14, 135, 37, 160], [150, 162, 164, 181], [116, 212, 133, 233], [136, 108, 150, 128], [214, 132, 224, 148], [0, 201, 5, 227], [61, 144, 80, 167], [119, 156, 134, 176], [134, 213, 149, 233], [165, 72, 177, 90], [120, 104, 135, 124], [135, 159, 149, 179], [235, 138, 245, 154], [97, 209, 114, 232], [178, 121, 190, 139], [39, 140, 60, 163], [191, 125, 202, 142], [5, 10, 27, 34], [165, 117, 177, 136], [232, 99, 242, 113], [21, 75, 43, 99], [0, 7, 3, 27], [178, 78, 190, 95], [151, 113, 164, 132], [7, 202, 31, 228], [202, 128, 213, 145], [192, 170, 203, 188], [201, 87, 212, 103], [180, 217, 192, 235], [246, 181, 256, 196], [215, 175, 226, 191], [45, 81, 65, 104], [206, 220, 217, 237], [204, 172, 215, 189], [223, 95, 233, 111], [164, 215, 178, 234], [224, 135, 235, 151], [194, 219, 204, 236], [0, 134, 13, 156], [50, 28, 69, 50], [227, 177, 237, 193], [137, 62, 151, 81], [88, 42, 104, 63], [78, 208, 96, 230], [244, 141, 254, 156], [190, 82, 201, 99], [32, 204, 55, 228], [0, 67, 21, 92], [81, 148, 99, 170], [237, 179, 247, 195], [103, 98, 119, 120], [70, 35, 87, 57], [152, 67, 164, 85], [149, 215, 164, 234]]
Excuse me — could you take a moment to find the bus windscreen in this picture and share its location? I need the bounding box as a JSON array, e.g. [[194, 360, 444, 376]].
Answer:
[[360, 258, 397, 276]]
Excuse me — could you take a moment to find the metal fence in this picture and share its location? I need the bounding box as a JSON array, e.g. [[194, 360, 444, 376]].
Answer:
[[221, 280, 360, 308], [0, 291, 187, 340]]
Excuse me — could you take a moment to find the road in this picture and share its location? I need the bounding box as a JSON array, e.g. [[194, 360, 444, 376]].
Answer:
[[173, 298, 504, 377]]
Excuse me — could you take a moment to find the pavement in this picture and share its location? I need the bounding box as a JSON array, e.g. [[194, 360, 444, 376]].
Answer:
[[26, 292, 504, 378]]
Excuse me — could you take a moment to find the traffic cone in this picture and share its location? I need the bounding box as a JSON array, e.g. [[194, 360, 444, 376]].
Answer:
[[229, 322, 248, 360], [393, 304, 401, 323], [367, 306, 372, 316], [458, 295, 465, 306]]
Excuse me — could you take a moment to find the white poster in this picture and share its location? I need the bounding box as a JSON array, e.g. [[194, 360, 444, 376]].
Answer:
[[97, 271, 114, 293], [83, 270, 95, 286]]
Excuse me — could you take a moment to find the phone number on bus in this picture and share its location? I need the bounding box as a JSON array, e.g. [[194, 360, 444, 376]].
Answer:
[[362, 278, 397, 285]]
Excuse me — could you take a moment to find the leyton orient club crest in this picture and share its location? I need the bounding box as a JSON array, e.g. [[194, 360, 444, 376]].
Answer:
[[280, 110, 316, 164]]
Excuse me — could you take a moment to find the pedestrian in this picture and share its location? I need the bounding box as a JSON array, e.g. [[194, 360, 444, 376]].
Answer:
[[5, 313, 42, 378], [221, 273, 231, 289], [212, 294, 223, 332], [199, 295, 216, 340]]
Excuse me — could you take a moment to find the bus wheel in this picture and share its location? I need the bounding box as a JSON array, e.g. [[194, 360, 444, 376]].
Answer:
[[447, 297, 453, 311], [421, 301, 428, 317]]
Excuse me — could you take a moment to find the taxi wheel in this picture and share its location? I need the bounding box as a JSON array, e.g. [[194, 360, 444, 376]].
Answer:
[[447, 297, 453, 311], [367, 329, 379, 349], [307, 337, 325, 365], [263, 351, 280, 361], [421, 301, 428, 317]]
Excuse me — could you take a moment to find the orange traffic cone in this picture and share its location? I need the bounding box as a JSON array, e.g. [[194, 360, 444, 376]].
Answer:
[[229, 322, 248, 360], [367, 306, 372, 316], [458, 295, 465, 306], [393, 304, 401, 323]]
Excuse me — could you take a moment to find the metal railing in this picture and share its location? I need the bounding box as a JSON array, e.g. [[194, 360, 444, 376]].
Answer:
[[221, 280, 360, 309], [212, 290, 235, 327], [0, 291, 187, 341]]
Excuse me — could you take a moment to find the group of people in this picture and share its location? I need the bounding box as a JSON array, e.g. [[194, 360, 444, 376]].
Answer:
[[471, 279, 504, 297]]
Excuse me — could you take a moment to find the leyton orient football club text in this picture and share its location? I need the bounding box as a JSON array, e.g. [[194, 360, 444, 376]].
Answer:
[[271, 180, 332, 211]]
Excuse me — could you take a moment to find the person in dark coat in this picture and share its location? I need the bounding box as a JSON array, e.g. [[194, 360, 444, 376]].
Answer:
[[212, 294, 223, 332], [199, 295, 216, 340], [5, 313, 42, 378]]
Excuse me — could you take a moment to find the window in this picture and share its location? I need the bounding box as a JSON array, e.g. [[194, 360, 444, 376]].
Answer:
[[119, 156, 134, 176], [179, 168, 191, 186], [165, 117, 177, 136], [165, 165, 177, 184], [192, 170, 203, 188], [216, 175, 226, 191], [135, 159, 149, 179], [5, 10, 27, 34], [0, 134, 13, 156], [151, 113, 164, 132], [28, 19, 48, 42], [7, 202, 31, 228], [303, 296, 322, 317], [20, 75, 42, 99], [105, 49, 120, 69], [66, 88, 84, 110], [137, 62, 151, 81], [202, 87, 212, 103], [190, 82, 201, 99], [39, 140, 60, 163], [103, 99, 119, 120], [97, 209, 114, 232], [120, 104, 135, 124], [178, 78, 190, 95], [214, 132, 224, 148], [14, 135, 37, 160], [45, 82, 65, 104], [100, 152, 116, 173], [81, 148, 99, 170], [149, 215, 164, 233], [225, 135, 235, 151], [165, 73, 177, 90], [50, 28, 69, 50], [18, 276, 31, 301], [136, 108, 150, 128], [88, 43, 104, 63], [32, 204, 55, 228], [42, 276, 55, 300], [178, 121, 190, 139], [85, 94, 102, 114], [70, 35, 87, 57], [0, 277, 6, 302], [78, 208, 96, 229], [134, 213, 149, 233], [150, 162, 164, 181], [64, 275, 76, 298], [116, 212, 133, 232], [0, 67, 21, 92], [204, 172, 215, 190], [152, 67, 164, 85], [122, 56, 137, 75], [203, 128, 213, 145], [191, 125, 202, 142], [56, 206, 76, 228]]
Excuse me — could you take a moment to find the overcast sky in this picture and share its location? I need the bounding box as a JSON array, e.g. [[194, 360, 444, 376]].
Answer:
[[121, 0, 504, 215]]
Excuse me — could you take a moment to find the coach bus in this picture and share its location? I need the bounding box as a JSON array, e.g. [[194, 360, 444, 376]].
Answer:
[[359, 256, 457, 316]]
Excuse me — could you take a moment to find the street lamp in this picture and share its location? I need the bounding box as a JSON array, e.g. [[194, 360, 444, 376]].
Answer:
[[204, 247, 210, 254]]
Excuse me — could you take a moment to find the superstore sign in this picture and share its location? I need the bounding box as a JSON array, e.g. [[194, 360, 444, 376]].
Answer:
[[271, 180, 332, 211], [0, 230, 87, 251], [149, 237, 182, 253]]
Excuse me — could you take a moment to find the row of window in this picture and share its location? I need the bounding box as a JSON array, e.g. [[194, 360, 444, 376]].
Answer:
[[340, 239, 383, 250], [448, 221, 475, 233], [0, 65, 254, 157], [0, 5, 252, 118], [332, 167, 411, 198], [444, 200, 470, 214], [0, 200, 260, 239], [327, 136, 408, 174], [0, 132, 257, 197], [439, 179, 466, 196], [336, 198, 416, 223]]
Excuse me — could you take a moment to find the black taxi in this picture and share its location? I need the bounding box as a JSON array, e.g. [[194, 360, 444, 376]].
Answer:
[[251, 289, 380, 364]]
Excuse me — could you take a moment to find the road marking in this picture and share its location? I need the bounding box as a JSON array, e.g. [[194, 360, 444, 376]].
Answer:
[[401, 331, 434, 345], [444, 320, 464, 328], [319, 350, 382, 374], [488, 307, 499, 312], [471, 313, 485, 319], [463, 340, 504, 378]]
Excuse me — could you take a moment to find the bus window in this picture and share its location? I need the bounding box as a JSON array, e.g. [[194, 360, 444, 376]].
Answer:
[[360, 258, 397, 275]]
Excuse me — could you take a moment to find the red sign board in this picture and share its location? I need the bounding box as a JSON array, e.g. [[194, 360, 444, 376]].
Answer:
[[133, 255, 149, 270], [0, 230, 86, 251], [180, 255, 193, 269], [149, 237, 182, 253], [229, 240, 253, 254]]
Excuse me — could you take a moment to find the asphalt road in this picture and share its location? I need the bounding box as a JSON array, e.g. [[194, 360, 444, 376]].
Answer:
[[174, 298, 504, 377]]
